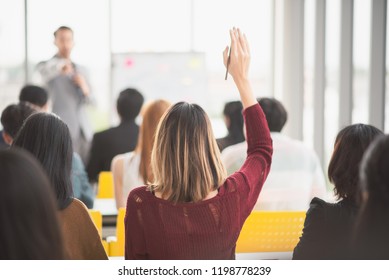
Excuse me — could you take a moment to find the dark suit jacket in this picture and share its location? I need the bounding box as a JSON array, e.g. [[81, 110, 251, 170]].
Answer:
[[86, 120, 139, 182], [293, 197, 359, 260]]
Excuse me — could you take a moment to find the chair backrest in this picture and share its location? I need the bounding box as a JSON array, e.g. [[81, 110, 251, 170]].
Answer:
[[88, 209, 103, 237], [236, 211, 306, 253], [108, 207, 126, 256], [97, 171, 114, 199], [88, 209, 109, 254]]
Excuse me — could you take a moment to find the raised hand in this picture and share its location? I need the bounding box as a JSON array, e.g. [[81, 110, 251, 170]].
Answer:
[[223, 27, 251, 83], [223, 28, 256, 109]]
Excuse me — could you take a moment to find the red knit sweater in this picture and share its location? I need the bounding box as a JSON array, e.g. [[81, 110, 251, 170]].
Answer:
[[124, 103, 272, 260]]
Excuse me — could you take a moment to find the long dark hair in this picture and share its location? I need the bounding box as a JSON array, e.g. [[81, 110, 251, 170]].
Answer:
[[353, 134, 389, 259], [0, 149, 64, 259], [12, 113, 74, 209], [327, 124, 383, 203]]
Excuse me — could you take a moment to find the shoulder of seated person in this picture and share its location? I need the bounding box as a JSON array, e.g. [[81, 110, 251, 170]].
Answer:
[[70, 198, 89, 211], [309, 197, 329, 207], [112, 154, 125, 165], [306, 197, 332, 216], [127, 186, 149, 203]]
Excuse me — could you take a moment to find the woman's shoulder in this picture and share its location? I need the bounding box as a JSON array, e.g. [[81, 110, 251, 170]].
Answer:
[[307, 197, 354, 222], [127, 186, 150, 204], [59, 199, 94, 227], [305, 197, 332, 220], [64, 198, 89, 214], [309, 197, 330, 208], [112, 152, 134, 166]]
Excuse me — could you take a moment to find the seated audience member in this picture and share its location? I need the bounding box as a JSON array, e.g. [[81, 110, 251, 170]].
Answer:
[[19, 84, 49, 111], [111, 99, 171, 209], [87, 88, 144, 183], [353, 134, 389, 259], [12, 113, 108, 260], [0, 102, 36, 148], [216, 100, 245, 152], [293, 124, 383, 260], [19, 84, 94, 208], [0, 149, 64, 259], [124, 28, 272, 260], [72, 153, 94, 208], [222, 97, 327, 210]]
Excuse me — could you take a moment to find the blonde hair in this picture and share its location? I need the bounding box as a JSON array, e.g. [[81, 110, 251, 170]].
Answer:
[[151, 102, 226, 203], [136, 99, 171, 184]]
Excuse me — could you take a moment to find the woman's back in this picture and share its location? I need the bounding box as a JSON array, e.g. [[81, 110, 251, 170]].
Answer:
[[12, 113, 108, 259], [125, 28, 272, 260], [125, 103, 272, 259], [59, 198, 107, 259], [293, 197, 358, 259]]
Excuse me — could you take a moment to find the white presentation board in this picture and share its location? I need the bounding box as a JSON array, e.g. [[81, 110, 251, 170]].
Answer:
[[111, 52, 207, 107]]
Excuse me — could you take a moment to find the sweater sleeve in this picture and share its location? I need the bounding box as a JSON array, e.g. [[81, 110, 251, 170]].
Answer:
[[125, 189, 148, 260], [225, 103, 272, 221]]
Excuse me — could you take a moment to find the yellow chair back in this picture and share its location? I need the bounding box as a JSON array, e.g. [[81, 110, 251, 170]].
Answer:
[[236, 211, 306, 253], [108, 207, 126, 256], [97, 171, 114, 198], [88, 209, 103, 237], [88, 209, 109, 254]]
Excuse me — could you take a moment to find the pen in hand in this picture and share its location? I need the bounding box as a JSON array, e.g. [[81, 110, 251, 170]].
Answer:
[[225, 46, 231, 80]]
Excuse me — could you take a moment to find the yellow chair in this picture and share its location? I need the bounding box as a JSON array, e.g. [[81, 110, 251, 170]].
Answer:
[[236, 211, 306, 253], [96, 171, 114, 199], [88, 209, 109, 254], [107, 207, 126, 257]]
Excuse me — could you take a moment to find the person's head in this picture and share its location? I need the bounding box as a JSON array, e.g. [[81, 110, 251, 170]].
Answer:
[[19, 85, 49, 112], [12, 113, 73, 210], [359, 134, 389, 205], [151, 102, 226, 203], [54, 26, 74, 59], [257, 98, 287, 132], [0, 148, 64, 259], [137, 99, 171, 184], [116, 88, 144, 122], [328, 124, 383, 203], [223, 101, 244, 138], [352, 134, 389, 259], [1, 102, 36, 145]]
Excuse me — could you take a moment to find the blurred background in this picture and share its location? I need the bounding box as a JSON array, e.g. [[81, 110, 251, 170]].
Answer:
[[0, 0, 387, 192]]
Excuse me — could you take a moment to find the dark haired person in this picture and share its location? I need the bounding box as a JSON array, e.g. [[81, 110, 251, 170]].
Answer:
[[19, 84, 49, 111], [216, 100, 245, 151], [34, 26, 92, 163], [353, 135, 389, 259], [124, 28, 272, 259], [87, 88, 144, 182], [293, 124, 383, 259], [222, 97, 326, 210], [12, 113, 108, 260], [0, 102, 36, 148], [18, 84, 94, 208], [0, 148, 64, 259]]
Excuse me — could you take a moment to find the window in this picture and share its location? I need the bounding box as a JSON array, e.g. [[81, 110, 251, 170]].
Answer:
[[0, 0, 25, 119]]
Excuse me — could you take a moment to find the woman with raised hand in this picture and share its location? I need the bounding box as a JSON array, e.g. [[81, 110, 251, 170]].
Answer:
[[0, 149, 64, 259], [13, 113, 108, 260], [124, 28, 272, 260]]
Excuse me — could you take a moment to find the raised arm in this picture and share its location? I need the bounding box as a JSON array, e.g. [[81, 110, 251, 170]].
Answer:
[[223, 28, 273, 217]]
